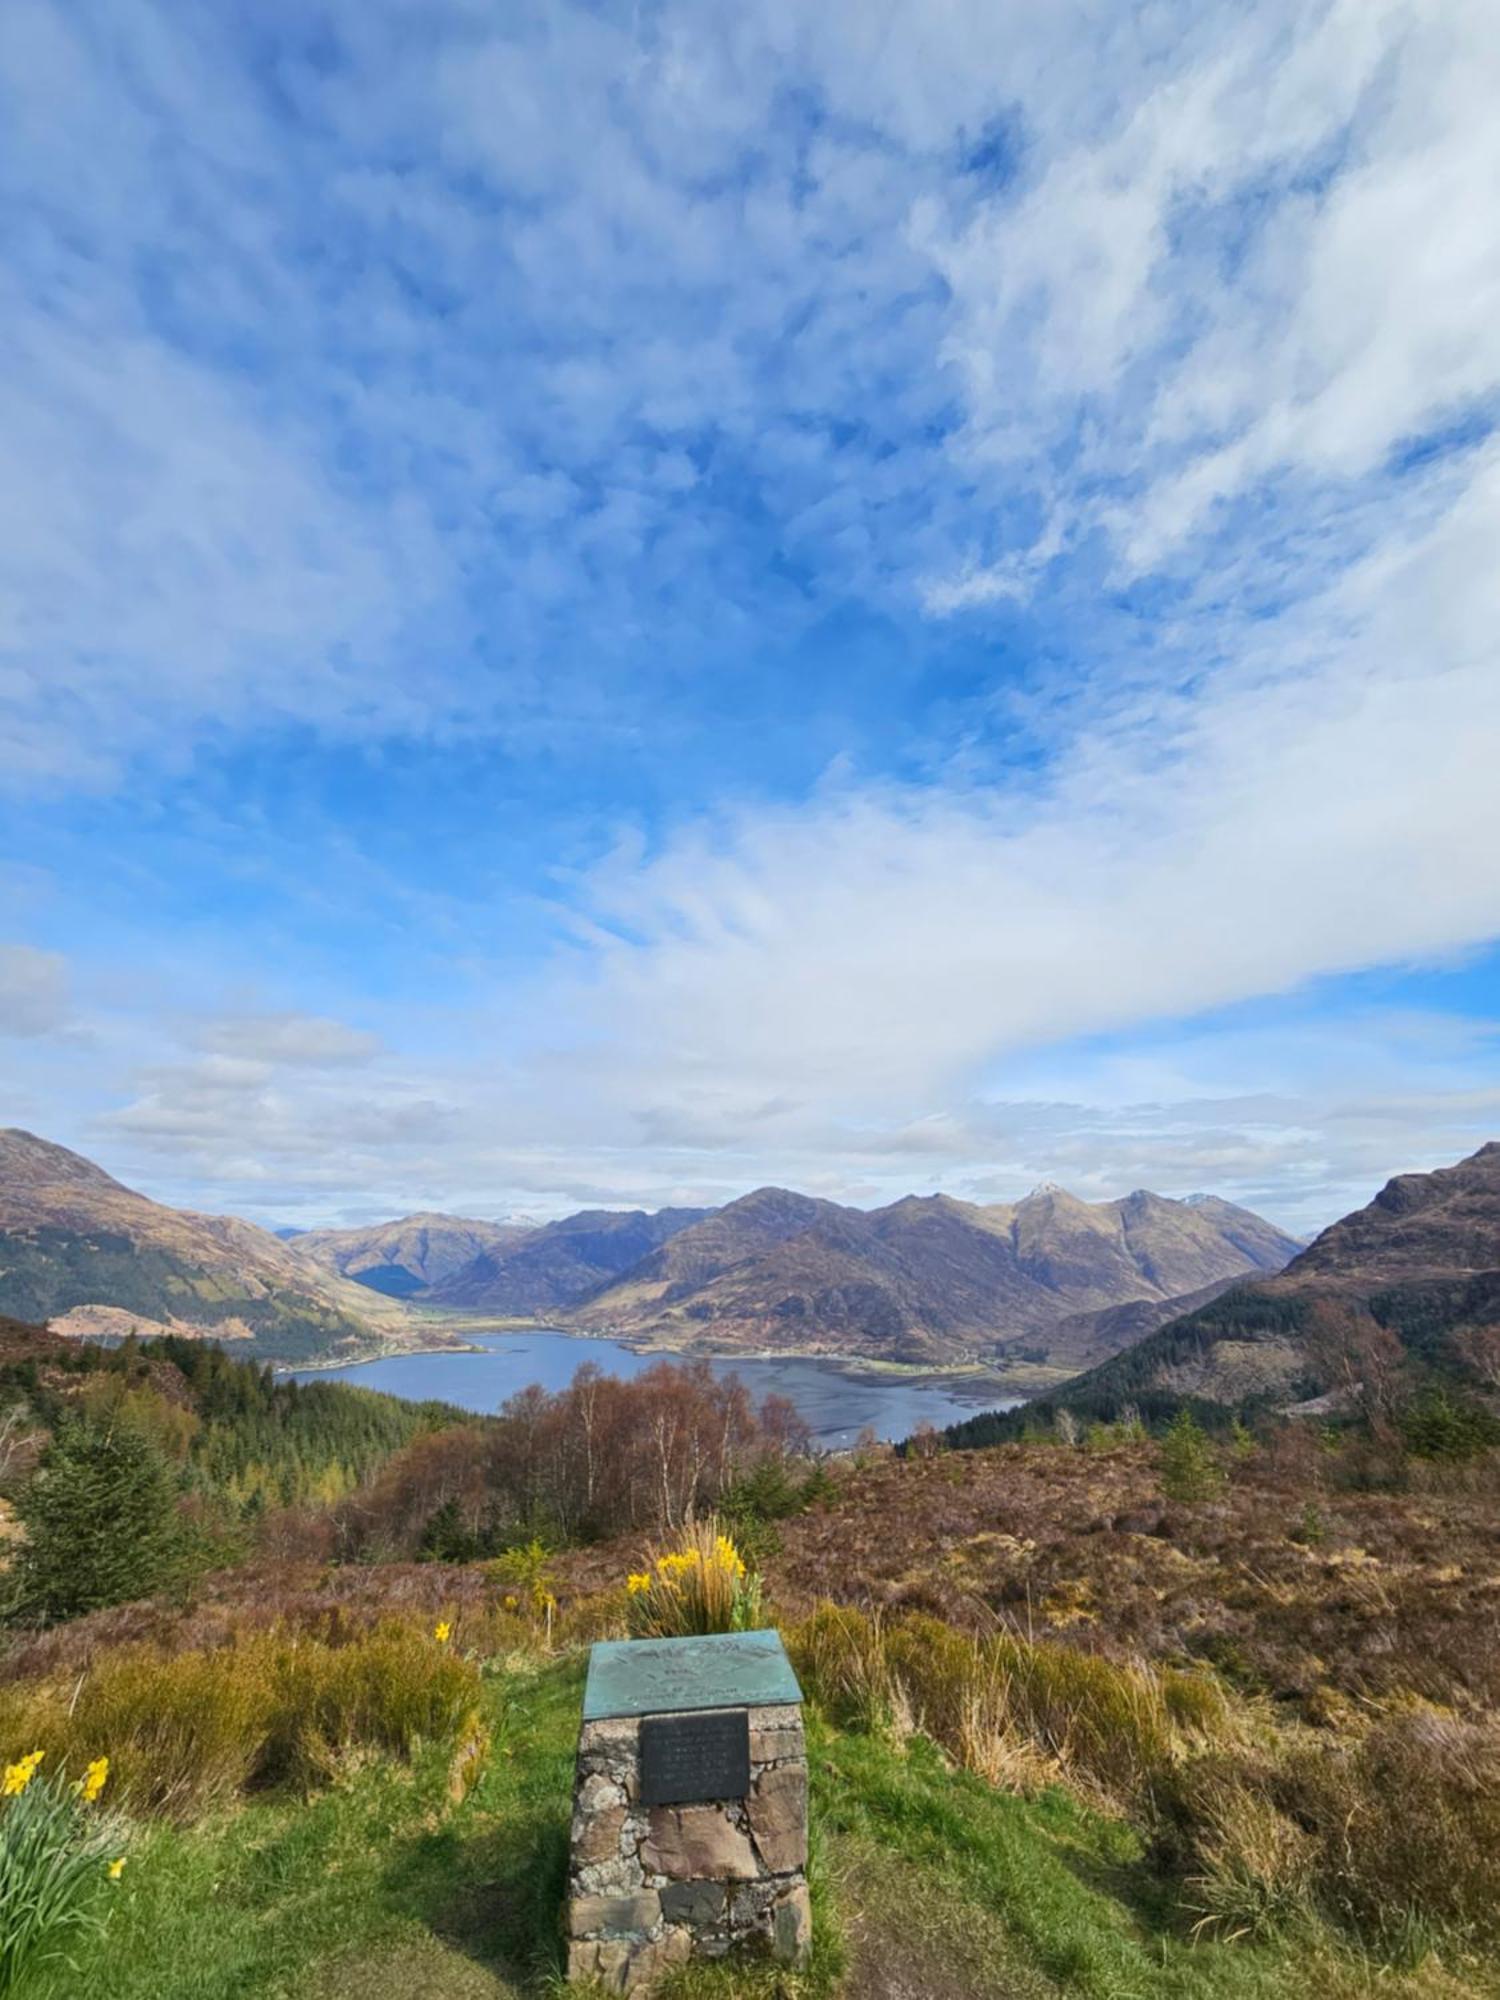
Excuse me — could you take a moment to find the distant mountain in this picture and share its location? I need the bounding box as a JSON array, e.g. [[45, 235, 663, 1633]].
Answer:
[[428, 1205, 714, 1315], [0, 1129, 393, 1361], [567, 1183, 1301, 1365], [290, 1213, 537, 1298], [0, 1128, 1306, 1373], [997, 1142, 1500, 1422]]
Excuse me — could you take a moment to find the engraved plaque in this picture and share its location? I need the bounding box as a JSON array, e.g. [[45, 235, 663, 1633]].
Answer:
[[639, 1708, 751, 1806]]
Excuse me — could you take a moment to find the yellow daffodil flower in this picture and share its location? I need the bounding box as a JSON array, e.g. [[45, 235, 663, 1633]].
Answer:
[[3, 1750, 44, 1797], [107, 1857, 127, 1882], [81, 1756, 109, 1803], [434, 1621, 452, 1644], [626, 1572, 651, 1595]]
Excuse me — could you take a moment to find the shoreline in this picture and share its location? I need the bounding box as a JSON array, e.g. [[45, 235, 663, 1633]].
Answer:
[[276, 1321, 1047, 1401]]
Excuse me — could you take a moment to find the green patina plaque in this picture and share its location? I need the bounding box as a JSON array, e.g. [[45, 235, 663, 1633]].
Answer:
[[582, 1628, 802, 1721]]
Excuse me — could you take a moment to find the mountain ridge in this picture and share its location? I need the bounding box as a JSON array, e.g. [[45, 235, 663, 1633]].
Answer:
[[0, 1128, 1302, 1369], [985, 1140, 1500, 1423], [561, 1179, 1300, 1365]]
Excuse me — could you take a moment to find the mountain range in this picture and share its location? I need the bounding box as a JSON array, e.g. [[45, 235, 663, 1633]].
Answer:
[[290, 1213, 538, 1298], [554, 1183, 1299, 1364], [284, 1177, 1299, 1365], [1004, 1140, 1500, 1423], [0, 1126, 1305, 1369]]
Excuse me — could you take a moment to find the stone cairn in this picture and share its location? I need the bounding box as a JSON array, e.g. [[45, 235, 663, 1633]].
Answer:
[[567, 1637, 811, 1993]]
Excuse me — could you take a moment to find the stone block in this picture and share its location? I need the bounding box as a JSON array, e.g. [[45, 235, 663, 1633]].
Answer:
[[573, 1802, 628, 1867], [659, 1880, 726, 1924], [641, 1804, 758, 1880], [772, 1883, 812, 1967], [569, 1890, 661, 1938], [567, 1940, 599, 1983], [747, 1763, 808, 1873], [624, 1929, 692, 1991]]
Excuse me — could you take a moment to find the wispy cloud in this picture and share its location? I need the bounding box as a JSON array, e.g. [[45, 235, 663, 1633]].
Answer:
[[1, 0, 1496, 1229]]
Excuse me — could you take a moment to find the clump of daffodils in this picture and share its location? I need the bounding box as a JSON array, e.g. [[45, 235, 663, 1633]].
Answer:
[[625, 1519, 763, 1639], [0, 1748, 127, 1990]]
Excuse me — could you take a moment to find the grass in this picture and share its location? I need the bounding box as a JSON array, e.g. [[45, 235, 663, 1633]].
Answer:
[[0, 1625, 482, 1820], [12, 1649, 1494, 2000]]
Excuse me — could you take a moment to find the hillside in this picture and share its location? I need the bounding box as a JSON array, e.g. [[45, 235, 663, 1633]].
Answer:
[[568, 1183, 1300, 1366], [983, 1140, 1500, 1426], [290, 1213, 537, 1297], [0, 1129, 400, 1361], [427, 1203, 713, 1314]]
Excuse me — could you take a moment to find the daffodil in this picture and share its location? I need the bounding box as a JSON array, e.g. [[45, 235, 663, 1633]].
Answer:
[[3, 1750, 44, 1797], [434, 1620, 452, 1644], [626, 1572, 651, 1595], [107, 1857, 127, 1882], [81, 1755, 109, 1803]]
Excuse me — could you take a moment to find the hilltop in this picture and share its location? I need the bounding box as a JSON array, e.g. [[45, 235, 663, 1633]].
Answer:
[[0, 1129, 408, 1362], [290, 1213, 536, 1298]]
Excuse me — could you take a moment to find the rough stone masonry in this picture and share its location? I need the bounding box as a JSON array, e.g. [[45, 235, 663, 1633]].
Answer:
[[567, 1635, 811, 1993]]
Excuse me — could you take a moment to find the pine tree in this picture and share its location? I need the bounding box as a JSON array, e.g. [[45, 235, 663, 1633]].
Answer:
[[1158, 1408, 1224, 1504], [11, 1419, 185, 1623]]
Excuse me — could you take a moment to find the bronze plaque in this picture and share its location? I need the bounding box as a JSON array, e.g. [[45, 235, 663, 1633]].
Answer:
[[639, 1708, 750, 1806]]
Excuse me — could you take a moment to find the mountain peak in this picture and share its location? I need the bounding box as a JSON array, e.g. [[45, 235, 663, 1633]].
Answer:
[[0, 1128, 130, 1194]]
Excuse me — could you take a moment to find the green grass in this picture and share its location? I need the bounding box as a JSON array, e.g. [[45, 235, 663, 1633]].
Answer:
[[26, 1656, 1496, 2000]]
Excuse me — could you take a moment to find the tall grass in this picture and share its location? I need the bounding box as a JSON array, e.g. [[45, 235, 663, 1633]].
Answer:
[[790, 1605, 1230, 1811], [792, 1604, 1500, 1957], [0, 1625, 483, 1822]]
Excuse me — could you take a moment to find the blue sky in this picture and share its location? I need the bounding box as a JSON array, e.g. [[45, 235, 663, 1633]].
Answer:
[[2, 0, 1498, 1233]]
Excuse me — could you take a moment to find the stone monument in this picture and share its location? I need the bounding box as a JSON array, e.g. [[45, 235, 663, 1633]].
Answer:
[[567, 1628, 810, 1992]]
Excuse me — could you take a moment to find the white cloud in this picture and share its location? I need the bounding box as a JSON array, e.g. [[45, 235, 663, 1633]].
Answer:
[[195, 1013, 381, 1068], [0, 944, 69, 1037], [921, 0, 1500, 579], [553, 439, 1500, 1138]]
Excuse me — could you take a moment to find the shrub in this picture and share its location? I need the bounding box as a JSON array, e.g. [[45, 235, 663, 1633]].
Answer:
[[10, 1419, 186, 1624], [488, 1539, 558, 1637], [1282, 1707, 1500, 1947], [1399, 1388, 1499, 1462], [0, 1751, 124, 1994], [624, 1520, 762, 1639]]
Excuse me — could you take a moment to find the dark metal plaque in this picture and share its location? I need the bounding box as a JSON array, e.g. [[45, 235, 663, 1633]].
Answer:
[[639, 1708, 750, 1806]]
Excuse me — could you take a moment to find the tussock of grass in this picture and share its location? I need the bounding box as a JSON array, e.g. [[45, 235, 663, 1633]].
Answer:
[[790, 1605, 1231, 1812], [0, 1624, 481, 1819], [789, 1601, 1500, 1972]]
